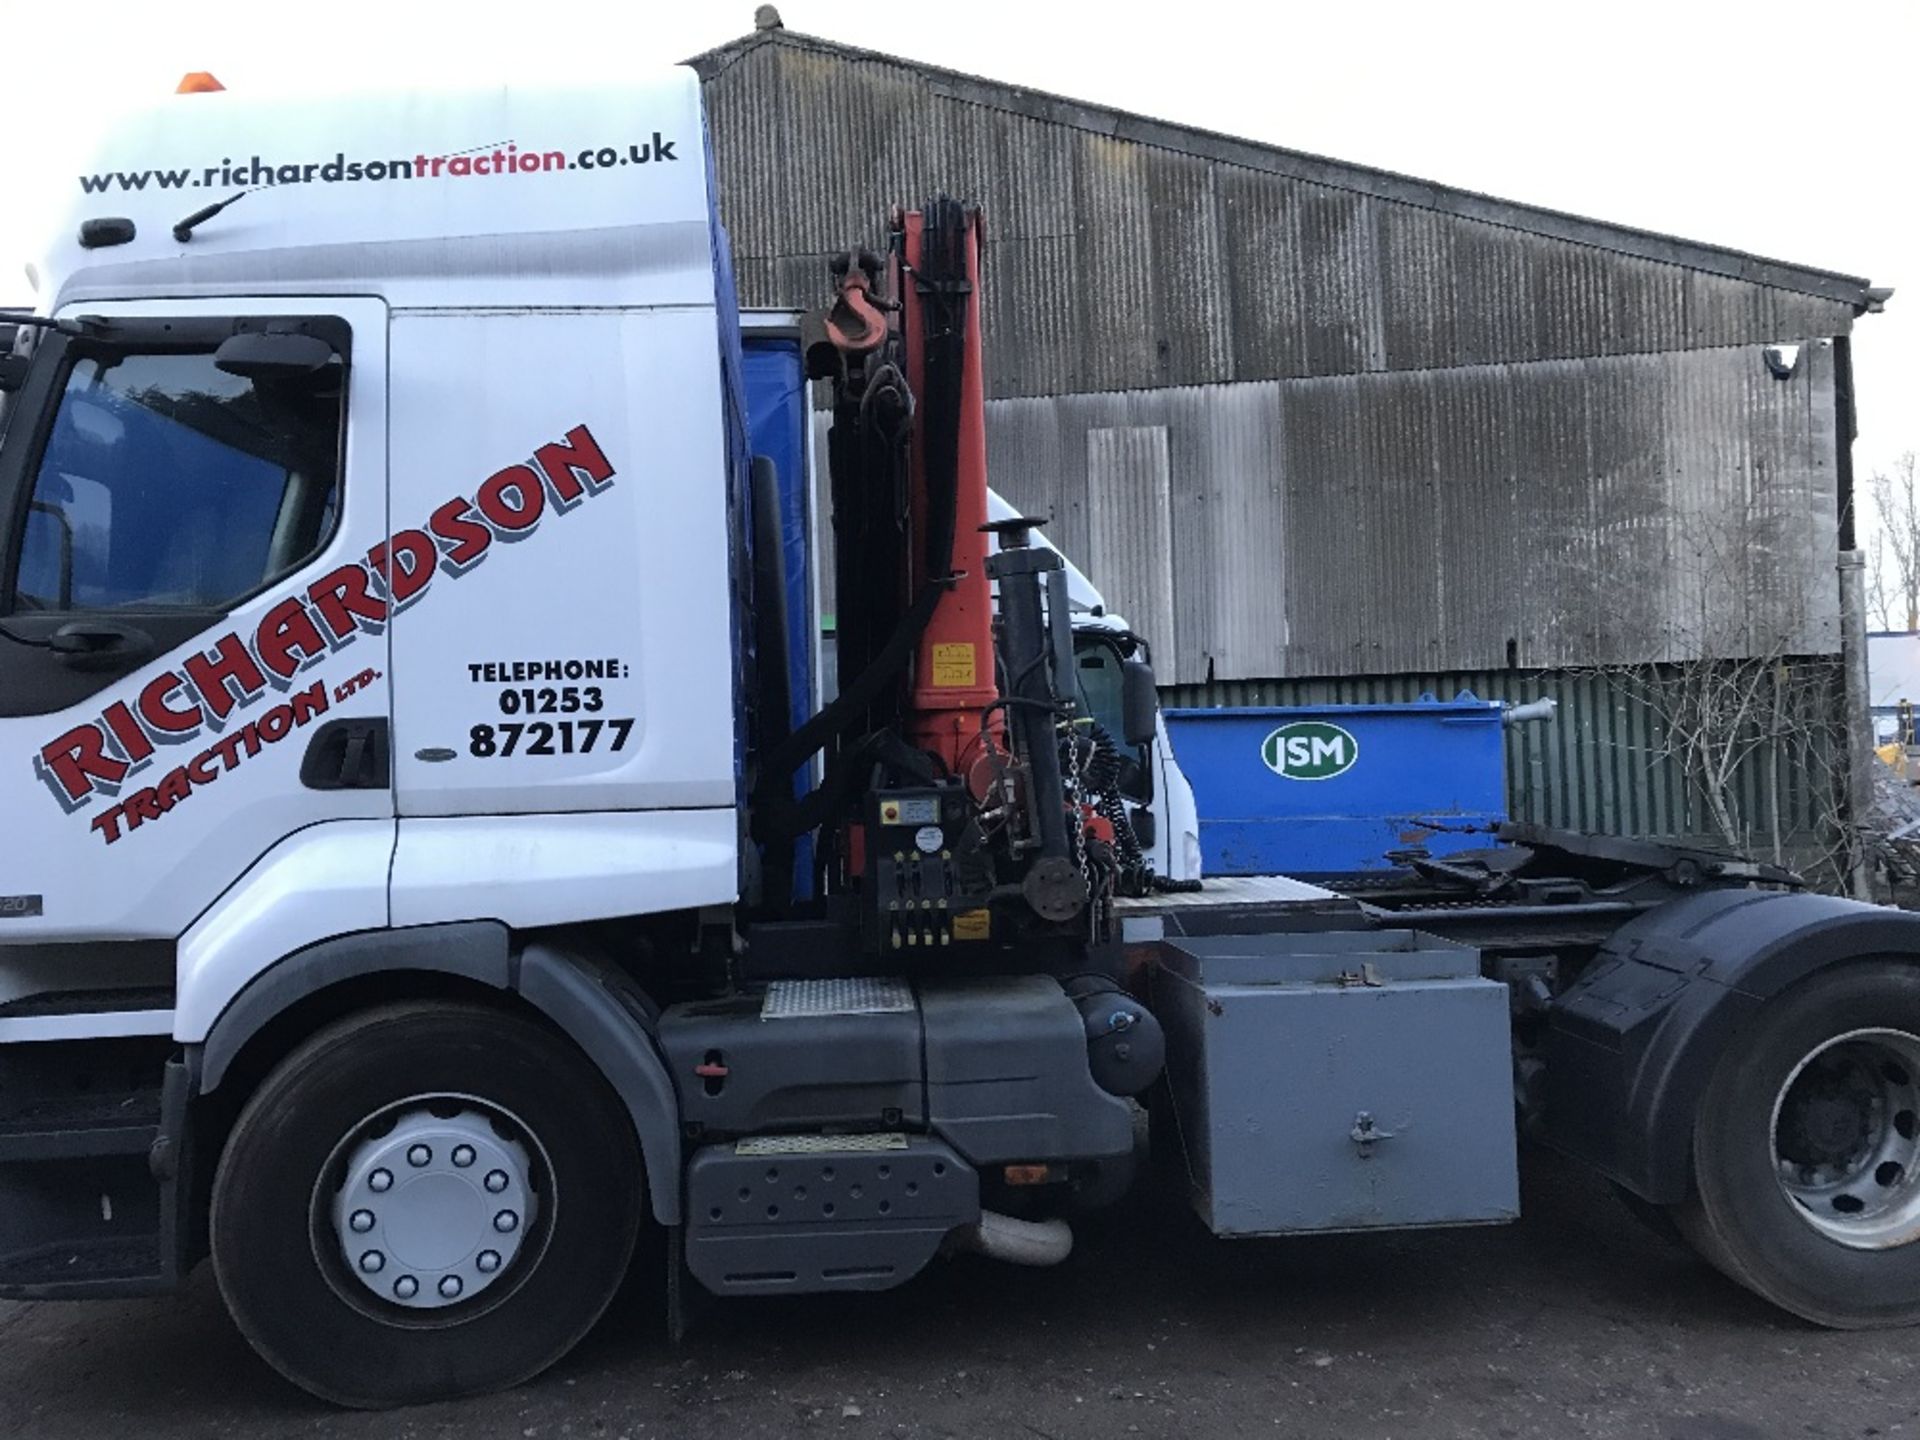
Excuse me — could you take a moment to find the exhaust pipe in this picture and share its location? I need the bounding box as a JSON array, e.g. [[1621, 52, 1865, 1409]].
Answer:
[[955, 1210, 1074, 1268], [1502, 697, 1558, 726]]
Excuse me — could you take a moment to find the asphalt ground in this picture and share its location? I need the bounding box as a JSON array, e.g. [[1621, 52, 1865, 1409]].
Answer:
[[0, 1148, 1913, 1439]]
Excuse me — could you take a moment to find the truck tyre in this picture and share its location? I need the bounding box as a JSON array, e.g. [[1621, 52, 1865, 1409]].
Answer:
[[211, 1001, 644, 1407], [1675, 960, 1920, 1328]]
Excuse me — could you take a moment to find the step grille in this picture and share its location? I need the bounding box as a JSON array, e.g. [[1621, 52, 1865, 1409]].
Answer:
[[760, 977, 914, 1020]]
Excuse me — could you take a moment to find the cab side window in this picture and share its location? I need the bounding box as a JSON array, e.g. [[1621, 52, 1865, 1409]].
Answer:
[[13, 348, 343, 614]]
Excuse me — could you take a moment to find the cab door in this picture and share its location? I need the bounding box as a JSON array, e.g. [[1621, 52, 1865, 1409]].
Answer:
[[0, 297, 392, 947]]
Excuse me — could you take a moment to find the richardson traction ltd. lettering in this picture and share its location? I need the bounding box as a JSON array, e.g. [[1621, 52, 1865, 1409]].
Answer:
[[35, 423, 618, 845]]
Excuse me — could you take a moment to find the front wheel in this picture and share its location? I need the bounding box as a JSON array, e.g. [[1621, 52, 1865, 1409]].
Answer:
[[1676, 960, 1920, 1328], [211, 1001, 644, 1407]]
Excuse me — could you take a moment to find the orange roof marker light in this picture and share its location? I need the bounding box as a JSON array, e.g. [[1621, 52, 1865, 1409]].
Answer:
[[176, 72, 225, 94]]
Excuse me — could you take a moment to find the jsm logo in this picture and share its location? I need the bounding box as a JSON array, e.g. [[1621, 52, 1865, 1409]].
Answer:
[[1260, 721, 1359, 781]]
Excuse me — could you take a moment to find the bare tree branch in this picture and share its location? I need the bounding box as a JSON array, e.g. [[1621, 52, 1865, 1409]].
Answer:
[[1868, 523, 1897, 632], [1868, 451, 1920, 631], [1575, 493, 1867, 892]]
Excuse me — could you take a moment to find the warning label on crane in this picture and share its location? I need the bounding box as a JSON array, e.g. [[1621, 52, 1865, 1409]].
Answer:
[[950, 909, 991, 941], [930, 643, 977, 688]]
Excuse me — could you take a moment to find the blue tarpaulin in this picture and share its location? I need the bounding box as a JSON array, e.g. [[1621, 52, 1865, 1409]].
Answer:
[[743, 338, 816, 898]]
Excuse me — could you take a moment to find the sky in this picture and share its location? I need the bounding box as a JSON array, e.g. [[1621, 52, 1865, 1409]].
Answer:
[[1, 0, 1913, 485]]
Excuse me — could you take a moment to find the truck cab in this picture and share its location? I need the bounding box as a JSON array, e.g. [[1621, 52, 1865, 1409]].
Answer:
[[0, 74, 1174, 1404]]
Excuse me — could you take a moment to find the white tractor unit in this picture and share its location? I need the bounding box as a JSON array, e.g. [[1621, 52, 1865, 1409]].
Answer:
[[1, 70, 1918, 1409]]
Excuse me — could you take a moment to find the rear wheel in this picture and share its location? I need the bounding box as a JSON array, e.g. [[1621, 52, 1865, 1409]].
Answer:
[[1676, 961, 1920, 1328], [211, 1002, 644, 1407]]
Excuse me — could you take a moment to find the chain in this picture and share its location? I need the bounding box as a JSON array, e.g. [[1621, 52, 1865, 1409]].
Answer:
[[1065, 719, 1091, 936]]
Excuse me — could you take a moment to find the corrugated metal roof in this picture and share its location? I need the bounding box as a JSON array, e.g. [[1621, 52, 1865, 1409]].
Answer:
[[691, 31, 1873, 299], [695, 34, 1866, 402]]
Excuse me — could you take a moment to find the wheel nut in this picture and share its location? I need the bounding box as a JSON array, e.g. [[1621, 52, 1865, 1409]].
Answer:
[[494, 1210, 519, 1233], [452, 1144, 476, 1168], [369, 1169, 394, 1193], [407, 1144, 432, 1168], [358, 1250, 385, 1274], [393, 1275, 419, 1300], [349, 1210, 375, 1234], [439, 1275, 464, 1299], [484, 1169, 510, 1194], [477, 1250, 502, 1274]]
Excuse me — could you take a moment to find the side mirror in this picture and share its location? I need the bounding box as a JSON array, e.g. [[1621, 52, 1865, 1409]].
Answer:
[[1121, 657, 1158, 748], [214, 331, 336, 383]]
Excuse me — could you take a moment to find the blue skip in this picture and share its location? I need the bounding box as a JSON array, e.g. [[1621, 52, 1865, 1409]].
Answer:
[[1162, 693, 1507, 877]]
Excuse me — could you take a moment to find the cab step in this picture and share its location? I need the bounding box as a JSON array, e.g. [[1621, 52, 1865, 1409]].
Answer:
[[0, 1086, 162, 1162], [0, 1235, 174, 1299], [0, 1039, 190, 1300]]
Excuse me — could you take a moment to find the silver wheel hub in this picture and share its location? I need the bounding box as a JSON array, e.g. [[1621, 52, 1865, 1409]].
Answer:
[[1772, 1027, 1920, 1249], [331, 1106, 538, 1310]]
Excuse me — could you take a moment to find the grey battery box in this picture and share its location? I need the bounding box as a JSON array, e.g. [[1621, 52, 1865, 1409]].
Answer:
[[660, 975, 1134, 1172], [921, 975, 1135, 1165], [658, 979, 922, 1138], [685, 1134, 979, 1296], [1152, 930, 1519, 1236]]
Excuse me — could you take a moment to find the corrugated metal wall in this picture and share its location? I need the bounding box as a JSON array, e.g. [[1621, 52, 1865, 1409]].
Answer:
[[1165, 666, 1848, 873], [982, 343, 1840, 684], [709, 36, 1852, 684], [708, 31, 1861, 863], [1084, 426, 1179, 677]]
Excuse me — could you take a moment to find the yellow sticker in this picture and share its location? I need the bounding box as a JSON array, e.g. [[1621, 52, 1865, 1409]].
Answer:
[[930, 642, 977, 688], [951, 909, 991, 941]]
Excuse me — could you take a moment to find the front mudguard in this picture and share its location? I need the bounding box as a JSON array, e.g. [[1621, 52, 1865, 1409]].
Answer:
[[198, 926, 684, 1225]]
